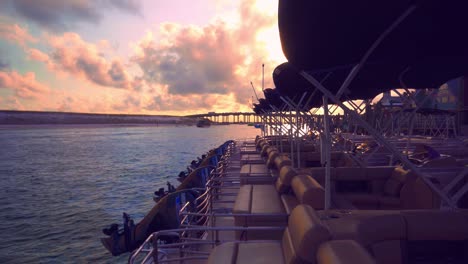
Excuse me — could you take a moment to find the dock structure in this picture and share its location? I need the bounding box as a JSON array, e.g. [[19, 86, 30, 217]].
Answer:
[[186, 112, 262, 124], [129, 135, 468, 264], [127, 0, 468, 262]]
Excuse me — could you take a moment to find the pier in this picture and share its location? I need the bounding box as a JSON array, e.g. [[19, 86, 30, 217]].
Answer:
[[186, 112, 262, 124]]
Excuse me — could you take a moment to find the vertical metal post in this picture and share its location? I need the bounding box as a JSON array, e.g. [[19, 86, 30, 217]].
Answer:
[[300, 71, 456, 208], [323, 96, 331, 210]]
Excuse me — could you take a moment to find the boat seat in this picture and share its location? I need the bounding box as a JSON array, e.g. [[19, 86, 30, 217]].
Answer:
[[239, 164, 274, 185], [318, 209, 468, 264], [233, 184, 287, 240], [240, 153, 264, 165], [240, 146, 258, 154], [266, 150, 280, 168], [317, 240, 376, 264], [209, 205, 374, 264], [274, 155, 292, 171], [233, 170, 325, 239], [307, 166, 439, 210]]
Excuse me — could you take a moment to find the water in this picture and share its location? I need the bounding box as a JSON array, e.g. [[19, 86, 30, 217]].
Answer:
[[0, 124, 260, 263]]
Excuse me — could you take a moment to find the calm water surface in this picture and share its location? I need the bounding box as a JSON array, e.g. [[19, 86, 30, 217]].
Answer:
[[0, 124, 259, 263]]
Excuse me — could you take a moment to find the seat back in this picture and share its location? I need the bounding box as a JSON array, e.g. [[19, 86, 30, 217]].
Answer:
[[274, 155, 293, 171], [382, 166, 408, 197], [329, 210, 468, 264], [401, 210, 468, 263], [400, 173, 441, 209], [291, 175, 325, 209], [358, 214, 406, 264], [282, 205, 330, 264], [275, 165, 298, 194], [266, 150, 280, 168]]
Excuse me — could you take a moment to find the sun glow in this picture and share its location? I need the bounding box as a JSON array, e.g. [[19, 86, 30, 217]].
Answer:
[[256, 26, 286, 63], [253, 0, 277, 16]]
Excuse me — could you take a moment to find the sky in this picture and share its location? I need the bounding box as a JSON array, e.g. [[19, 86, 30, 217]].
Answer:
[[0, 0, 286, 115]]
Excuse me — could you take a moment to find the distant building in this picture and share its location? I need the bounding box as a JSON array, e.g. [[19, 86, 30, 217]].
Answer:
[[380, 91, 404, 107]]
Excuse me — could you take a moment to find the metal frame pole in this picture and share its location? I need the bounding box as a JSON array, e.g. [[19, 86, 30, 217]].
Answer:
[[299, 71, 456, 208]]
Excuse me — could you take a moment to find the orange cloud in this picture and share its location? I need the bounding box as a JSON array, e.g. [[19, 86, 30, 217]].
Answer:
[[28, 32, 134, 89], [132, 0, 279, 109], [3, 0, 283, 115], [0, 20, 37, 48], [0, 71, 51, 99], [28, 48, 50, 64]]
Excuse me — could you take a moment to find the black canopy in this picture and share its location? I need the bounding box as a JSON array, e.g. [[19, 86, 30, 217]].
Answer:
[[263, 88, 285, 109], [253, 98, 270, 114], [278, 0, 468, 98]]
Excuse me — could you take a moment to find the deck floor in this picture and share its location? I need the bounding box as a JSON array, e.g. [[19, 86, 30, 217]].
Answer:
[[178, 140, 254, 263]]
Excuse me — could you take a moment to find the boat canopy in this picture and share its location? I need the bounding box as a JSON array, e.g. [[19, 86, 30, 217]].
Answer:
[[277, 0, 468, 101]]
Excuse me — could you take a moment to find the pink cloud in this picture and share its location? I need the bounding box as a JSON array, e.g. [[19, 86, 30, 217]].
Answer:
[[0, 21, 37, 48], [29, 32, 134, 89], [28, 48, 50, 63], [0, 96, 25, 110], [1, 0, 282, 115], [0, 71, 51, 99], [131, 0, 278, 110]]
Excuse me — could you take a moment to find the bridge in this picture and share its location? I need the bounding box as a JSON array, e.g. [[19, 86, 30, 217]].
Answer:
[[185, 112, 262, 124]]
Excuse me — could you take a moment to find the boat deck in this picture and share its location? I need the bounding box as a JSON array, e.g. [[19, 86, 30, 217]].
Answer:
[[172, 140, 249, 263]]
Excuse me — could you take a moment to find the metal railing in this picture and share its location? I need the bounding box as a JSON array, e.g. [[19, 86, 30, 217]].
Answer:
[[128, 225, 285, 264]]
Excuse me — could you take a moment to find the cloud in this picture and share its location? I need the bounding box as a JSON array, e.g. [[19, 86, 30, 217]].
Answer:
[[0, 70, 51, 99], [27, 48, 50, 63], [113, 94, 141, 111], [0, 20, 38, 47], [133, 1, 275, 95], [0, 0, 282, 115], [1, 0, 142, 31], [145, 94, 205, 112], [0, 59, 9, 70], [28, 32, 133, 89], [0, 96, 25, 110], [131, 0, 276, 106]]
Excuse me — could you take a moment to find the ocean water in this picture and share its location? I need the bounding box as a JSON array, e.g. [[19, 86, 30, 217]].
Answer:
[[0, 124, 260, 263]]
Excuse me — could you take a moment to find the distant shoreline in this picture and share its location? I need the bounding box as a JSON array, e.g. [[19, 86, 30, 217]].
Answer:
[[0, 123, 193, 130], [0, 110, 199, 127]]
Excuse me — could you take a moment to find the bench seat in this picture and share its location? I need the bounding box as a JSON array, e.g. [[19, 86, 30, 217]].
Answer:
[[209, 205, 375, 264], [239, 164, 274, 185]]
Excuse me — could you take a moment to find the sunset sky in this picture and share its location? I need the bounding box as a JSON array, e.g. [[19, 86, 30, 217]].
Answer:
[[0, 0, 285, 115]]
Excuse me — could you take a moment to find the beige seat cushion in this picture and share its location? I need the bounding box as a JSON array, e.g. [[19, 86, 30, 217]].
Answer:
[[274, 155, 292, 171], [276, 165, 298, 193], [233, 185, 252, 214], [335, 194, 379, 209], [251, 185, 285, 215], [207, 242, 238, 264], [403, 210, 468, 240], [291, 175, 325, 209], [378, 196, 401, 209], [371, 240, 403, 264], [234, 184, 286, 240], [267, 151, 280, 168], [383, 167, 408, 197], [279, 165, 297, 185], [317, 240, 376, 264], [283, 205, 331, 264], [237, 242, 284, 264], [207, 241, 285, 264], [281, 194, 299, 215], [240, 164, 273, 185]]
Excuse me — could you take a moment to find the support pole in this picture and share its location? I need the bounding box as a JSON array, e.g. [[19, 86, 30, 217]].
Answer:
[[323, 96, 331, 210], [300, 71, 456, 208]]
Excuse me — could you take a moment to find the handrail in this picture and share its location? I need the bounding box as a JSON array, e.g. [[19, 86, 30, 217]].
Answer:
[[128, 226, 286, 264]]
